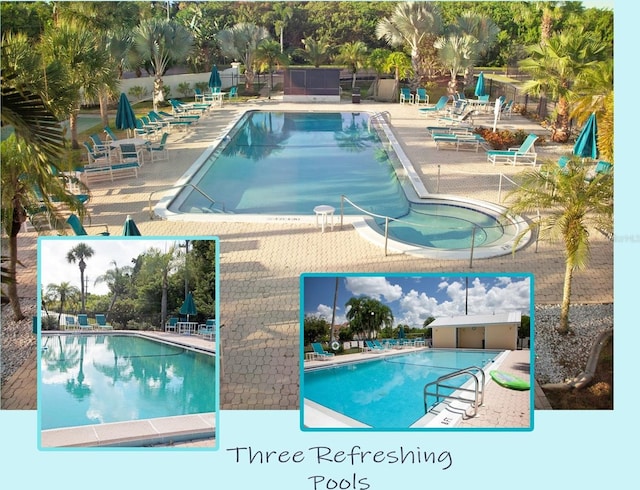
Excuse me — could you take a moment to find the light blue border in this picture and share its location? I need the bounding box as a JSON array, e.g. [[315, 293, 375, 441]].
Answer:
[[299, 272, 534, 432], [36, 235, 220, 451]]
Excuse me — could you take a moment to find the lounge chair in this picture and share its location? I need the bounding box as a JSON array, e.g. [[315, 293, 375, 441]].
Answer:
[[77, 314, 92, 330], [364, 340, 384, 352], [432, 132, 485, 152], [372, 340, 390, 350], [586, 160, 612, 182], [414, 88, 429, 105], [487, 133, 539, 166], [165, 316, 178, 332], [500, 99, 514, 118], [311, 342, 335, 360], [65, 316, 77, 330], [66, 214, 110, 236], [198, 319, 217, 340], [399, 87, 413, 105], [418, 96, 449, 117], [95, 314, 113, 330], [437, 109, 475, 126]]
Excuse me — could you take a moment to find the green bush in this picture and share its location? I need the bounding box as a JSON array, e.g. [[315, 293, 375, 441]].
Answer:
[[128, 85, 148, 101], [177, 81, 192, 97]]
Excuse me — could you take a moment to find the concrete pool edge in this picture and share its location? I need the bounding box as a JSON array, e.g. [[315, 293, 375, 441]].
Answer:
[[40, 412, 216, 448]]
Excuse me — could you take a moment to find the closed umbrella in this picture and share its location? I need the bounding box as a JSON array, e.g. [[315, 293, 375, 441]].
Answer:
[[474, 72, 486, 97], [122, 215, 141, 236], [179, 291, 197, 322], [573, 112, 598, 160], [208, 64, 222, 91], [115, 93, 137, 137]]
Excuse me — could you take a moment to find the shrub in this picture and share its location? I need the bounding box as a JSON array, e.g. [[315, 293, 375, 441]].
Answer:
[[128, 85, 148, 101], [177, 81, 192, 97]]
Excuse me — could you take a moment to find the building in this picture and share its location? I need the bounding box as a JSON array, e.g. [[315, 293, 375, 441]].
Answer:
[[429, 312, 521, 350]]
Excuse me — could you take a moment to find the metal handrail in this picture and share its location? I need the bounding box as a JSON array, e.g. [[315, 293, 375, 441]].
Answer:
[[148, 184, 221, 219], [423, 365, 485, 418]]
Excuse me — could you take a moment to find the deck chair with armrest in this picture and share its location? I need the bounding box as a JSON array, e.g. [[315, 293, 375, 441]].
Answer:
[[165, 317, 178, 332], [486, 133, 539, 166], [66, 214, 110, 236], [399, 87, 413, 105], [77, 314, 93, 330], [418, 96, 449, 117], [311, 342, 335, 360], [198, 319, 217, 340], [95, 314, 113, 330]]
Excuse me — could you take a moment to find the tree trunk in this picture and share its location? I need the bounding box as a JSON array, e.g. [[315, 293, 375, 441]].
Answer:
[[99, 90, 109, 128], [6, 203, 25, 320], [69, 110, 79, 149], [559, 260, 573, 334], [552, 97, 571, 143]]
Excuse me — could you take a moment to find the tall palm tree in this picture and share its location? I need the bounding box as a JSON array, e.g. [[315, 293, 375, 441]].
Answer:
[[454, 12, 500, 89], [40, 22, 117, 149], [66, 243, 95, 313], [46, 282, 80, 326], [216, 22, 271, 91], [1, 40, 82, 320], [94, 260, 133, 320], [376, 1, 443, 87], [384, 51, 413, 85], [506, 159, 613, 334], [133, 18, 194, 111], [272, 2, 294, 54], [336, 41, 368, 89], [519, 30, 608, 142], [345, 296, 394, 340], [434, 34, 477, 95], [254, 39, 290, 99]]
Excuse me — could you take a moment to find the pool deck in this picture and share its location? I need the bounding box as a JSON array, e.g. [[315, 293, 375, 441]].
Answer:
[[2, 95, 612, 417]]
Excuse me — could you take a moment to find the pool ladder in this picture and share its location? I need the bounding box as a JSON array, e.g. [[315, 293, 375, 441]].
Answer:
[[423, 366, 485, 418], [148, 183, 223, 219]]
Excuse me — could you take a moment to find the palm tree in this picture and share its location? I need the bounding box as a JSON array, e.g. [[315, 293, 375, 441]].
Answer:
[[133, 18, 194, 111], [336, 41, 368, 89], [376, 1, 443, 86], [298, 36, 333, 68], [254, 39, 289, 99], [506, 159, 613, 334], [384, 51, 413, 85], [40, 22, 117, 149], [46, 282, 80, 326], [454, 12, 500, 89], [216, 23, 270, 92], [434, 34, 477, 95], [345, 296, 394, 340], [519, 30, 608, 142], [94, 260, 133, 320], [66, 243, 95, 314], [272, 2, 294, 54], [1, 40, 82, 320]]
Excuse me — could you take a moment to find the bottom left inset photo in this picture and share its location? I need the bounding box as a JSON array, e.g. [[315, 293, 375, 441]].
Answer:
[[37, 236, 219, 449]]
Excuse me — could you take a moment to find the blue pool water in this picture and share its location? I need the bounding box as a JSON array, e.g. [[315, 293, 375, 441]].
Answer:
[[304, 349, 502, 429], [40, 334, 216, 430]]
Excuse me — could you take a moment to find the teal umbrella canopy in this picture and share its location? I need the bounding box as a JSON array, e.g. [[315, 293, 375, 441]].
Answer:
[[208, 65, 222, 90], [115, 93, 136, 132], [398, 325, 405, 339], [180, 292, 197, 320], [573, 112, 598, 159], [122, 215, 141, 236], [474, 72, 485, 97]]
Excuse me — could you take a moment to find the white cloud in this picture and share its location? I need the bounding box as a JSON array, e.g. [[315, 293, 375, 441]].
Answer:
[[345, 276, 403, 302]]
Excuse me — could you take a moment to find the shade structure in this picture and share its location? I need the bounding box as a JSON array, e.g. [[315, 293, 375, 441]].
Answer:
[[122, 215, 141, 236], [208, 64, 222, 90], [398, 325, 405, 340], [115, 93, 137, 135], [474, 72, 486, 97], [573, 112, 598, 160], [179, 292, 197, 321]]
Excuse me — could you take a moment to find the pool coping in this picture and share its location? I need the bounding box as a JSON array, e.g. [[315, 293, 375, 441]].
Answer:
[[303, 348, 513, 430], [39, 331, 217, 448]]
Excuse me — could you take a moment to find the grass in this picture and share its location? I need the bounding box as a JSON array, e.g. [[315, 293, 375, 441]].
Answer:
[[542, 336, 613, 410]]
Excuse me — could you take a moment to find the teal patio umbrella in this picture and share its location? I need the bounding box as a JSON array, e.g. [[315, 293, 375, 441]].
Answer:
[[115, 93, 136, 137], [573, 112, 599, 160], [474, 72, 486, 97], [208, 65, 222, 91], [179, 291, 197, 322], [122, 215, 141, 236]]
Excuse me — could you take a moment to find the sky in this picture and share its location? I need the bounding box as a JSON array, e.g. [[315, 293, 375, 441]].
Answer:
[[39, 237, 187, 296], [303, 274, 531, 329]]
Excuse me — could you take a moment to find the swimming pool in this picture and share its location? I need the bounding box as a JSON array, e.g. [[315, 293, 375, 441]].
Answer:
[[157, 110, 530, 257], [39, 334, 216, 430], [303, 349, 503, 429]]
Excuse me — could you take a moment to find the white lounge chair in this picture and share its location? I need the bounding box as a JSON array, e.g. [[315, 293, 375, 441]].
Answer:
[[486, 133, 539, 166]]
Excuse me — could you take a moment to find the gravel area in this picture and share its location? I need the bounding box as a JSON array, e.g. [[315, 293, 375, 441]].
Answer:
[[535, 303, 613, 384], [1, 300, 37, 385], [1, 301, 613, 389]]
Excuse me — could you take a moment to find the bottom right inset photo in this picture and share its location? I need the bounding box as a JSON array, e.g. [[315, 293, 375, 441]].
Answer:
[[300, 273, 533, 431]]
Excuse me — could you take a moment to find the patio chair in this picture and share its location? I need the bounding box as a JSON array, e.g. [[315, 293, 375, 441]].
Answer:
[[165, 317, 178, 332], [311, 342, 335, 360], [194, 87, 205, 102], [149, 133, 169, 162], [437, 109, 475, 126], [418, 96, 449, 117], [83, 141, 110, 165], [486, 133, 539, 166], [77, 314, 92, 330], [399, 87, 413, 105], [414, 88, 429, 105], [90, 134, 111, 152], [65, 316, 78, 330], [500, 99, 514, 118], [198, 319, 217, 340], [364, 340, 384, 352], [104, 126, 119, 142], [95, 314, 113, 330], [228, 86, 238, 100], [66, 213, 110, 236], [586, 160, 612, 182]]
